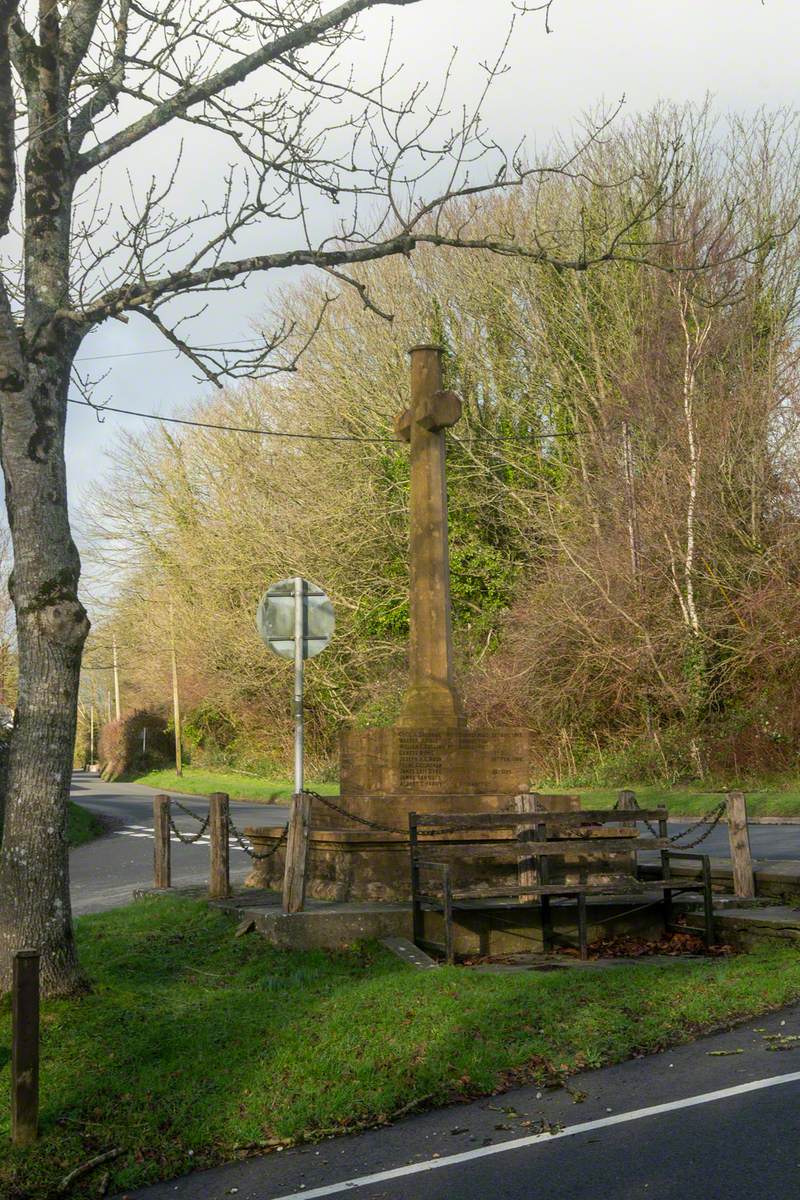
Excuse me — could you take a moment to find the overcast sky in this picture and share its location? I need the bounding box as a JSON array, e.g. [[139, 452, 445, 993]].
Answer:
[[67, 0, 800, 507]]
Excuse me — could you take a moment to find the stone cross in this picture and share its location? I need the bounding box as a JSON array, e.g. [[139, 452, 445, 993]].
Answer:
[[394, 345, 465, 729]]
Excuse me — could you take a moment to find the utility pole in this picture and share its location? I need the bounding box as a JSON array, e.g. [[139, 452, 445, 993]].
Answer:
[[89, 704, 94, 766], [169, 600, 183, 777], [112, 635, 121, 721]]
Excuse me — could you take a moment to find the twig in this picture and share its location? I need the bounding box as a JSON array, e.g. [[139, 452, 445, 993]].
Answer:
[[390, 1093, 435, 1120], [58, 1149, 123, 1194]]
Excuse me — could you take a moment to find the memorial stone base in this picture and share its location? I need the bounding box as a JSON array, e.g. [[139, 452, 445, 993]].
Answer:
[[244, 726, 562, 902]]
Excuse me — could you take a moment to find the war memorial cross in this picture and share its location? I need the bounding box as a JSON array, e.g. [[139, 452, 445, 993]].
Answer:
[[394, 345, 465, 729]]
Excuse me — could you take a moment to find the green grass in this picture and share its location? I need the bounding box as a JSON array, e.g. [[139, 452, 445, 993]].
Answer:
[[66, 802, 103, 848], [126, 767, 340, 803], [129, 769, 800, 816], [546, 783, 800, 819], [3, 898, 800, 1198]]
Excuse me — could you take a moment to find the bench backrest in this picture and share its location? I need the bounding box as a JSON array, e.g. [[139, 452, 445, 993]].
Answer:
[[409, 808, 669, 889]]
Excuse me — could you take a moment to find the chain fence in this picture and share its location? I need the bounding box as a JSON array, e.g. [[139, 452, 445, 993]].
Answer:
[[168, 799, 210, 844], [613, 794, 728, 848], [228, 816, 288, 861], [166, 796, 289, 859], [162, 789, 729, 866], [306, 789, 408, 834]]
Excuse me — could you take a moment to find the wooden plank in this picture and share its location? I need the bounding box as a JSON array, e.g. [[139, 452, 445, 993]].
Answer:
[[727, 791, 755, 899], [381, 937, 439, 970], [208, 792, 230, 900], [419, 879, 679, 901], [415, 836, 670, 860], [153, 794, 171, 889], [11, 949, 39, 1146], [282, 792, 312, 914], [413, 808, 668, 829]]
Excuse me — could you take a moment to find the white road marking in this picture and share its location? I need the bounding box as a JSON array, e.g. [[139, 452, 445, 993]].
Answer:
[[115, 827, 249, 852], [270, 1070, 800, 1200]]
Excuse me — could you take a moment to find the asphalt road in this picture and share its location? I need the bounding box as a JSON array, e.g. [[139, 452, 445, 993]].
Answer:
[[69, 771, 289, 915], [128, 1001, 800, 1200], [70, 772, 800, 916]]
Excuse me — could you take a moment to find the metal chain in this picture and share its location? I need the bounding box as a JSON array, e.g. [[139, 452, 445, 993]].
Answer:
[[172, 798, 207, 823], [613, 795, 728, 847], [168, 814, 210, 844], [306, 789, 408, 834], [668, 801, 727, 848], [228, 817, 288, 860]]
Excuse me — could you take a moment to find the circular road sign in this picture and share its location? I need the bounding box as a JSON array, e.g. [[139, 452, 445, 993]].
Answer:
[[256, 578, 335, 660]]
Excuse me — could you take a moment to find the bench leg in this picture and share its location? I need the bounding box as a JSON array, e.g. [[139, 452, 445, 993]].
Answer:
[[577, 894, 588, 961], [540, 896, 552, 953], [663, 888, 673, 936]]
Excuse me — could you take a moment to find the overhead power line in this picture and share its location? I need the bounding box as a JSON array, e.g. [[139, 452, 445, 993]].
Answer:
[[67, 397, 398, 443], [67, 396, 581, 445], [75, 339, 264, 363]]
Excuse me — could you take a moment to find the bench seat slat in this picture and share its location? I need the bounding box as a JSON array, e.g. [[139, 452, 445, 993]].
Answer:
[[417, 879, 685, 903]]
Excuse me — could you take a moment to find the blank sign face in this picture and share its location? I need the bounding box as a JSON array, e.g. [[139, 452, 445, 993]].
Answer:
[[255, 578, 335, 660]]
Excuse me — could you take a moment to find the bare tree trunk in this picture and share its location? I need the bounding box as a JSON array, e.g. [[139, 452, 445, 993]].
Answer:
[[622, 419, 641, 589], [0, 1, 89, 994], [676, 285, 712, 776], [0, 363, 90, 995]]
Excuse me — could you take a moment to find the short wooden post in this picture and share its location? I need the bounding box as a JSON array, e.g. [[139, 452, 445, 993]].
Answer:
[[616, 789, 637, 814], [153, 794, 171, 889], [727, 790, 755, 899], [282, 792, 312, 914], [11, 949, 39, 1146], [515, 793, 541, 902], [615, 790, 638, 878], [208, 792, 230, 900]]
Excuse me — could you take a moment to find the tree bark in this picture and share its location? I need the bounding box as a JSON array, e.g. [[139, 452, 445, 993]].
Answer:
[[0, 0, 90, 995], [0, 361, 90, 996]]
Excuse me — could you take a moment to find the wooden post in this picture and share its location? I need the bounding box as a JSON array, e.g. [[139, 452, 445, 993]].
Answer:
[[169, 599, 183, 777], [727, 791, 755, 899], [515, 793, 541, 902], [615, 790, 638, 878], [208, 792, 230, 900], [282, 792, 312, 914], [616, 789, 637, 814], [153, 794, 171, 889], [11, 949, 39, 1146]]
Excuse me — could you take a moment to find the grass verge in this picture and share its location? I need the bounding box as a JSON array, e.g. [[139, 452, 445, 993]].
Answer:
[[66, 802, 103, 848], [546, 783, 800, 819], [3, 897, 800, 1198], [129, 770, 800, 816], [126, 767, 339, 803]]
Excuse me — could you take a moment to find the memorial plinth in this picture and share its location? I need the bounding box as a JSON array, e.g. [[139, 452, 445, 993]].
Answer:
[[246, 346, 532, 900]]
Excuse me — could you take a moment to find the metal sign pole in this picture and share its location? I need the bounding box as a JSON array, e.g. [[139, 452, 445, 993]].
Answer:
[[293, 576, 304, 794]]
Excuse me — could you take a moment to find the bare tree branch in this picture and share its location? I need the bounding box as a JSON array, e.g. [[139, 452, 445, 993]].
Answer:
[[75, 0, 422, 175]]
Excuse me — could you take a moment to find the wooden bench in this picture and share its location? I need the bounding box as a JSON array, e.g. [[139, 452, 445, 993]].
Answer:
[[409, 808, 714, 965]]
